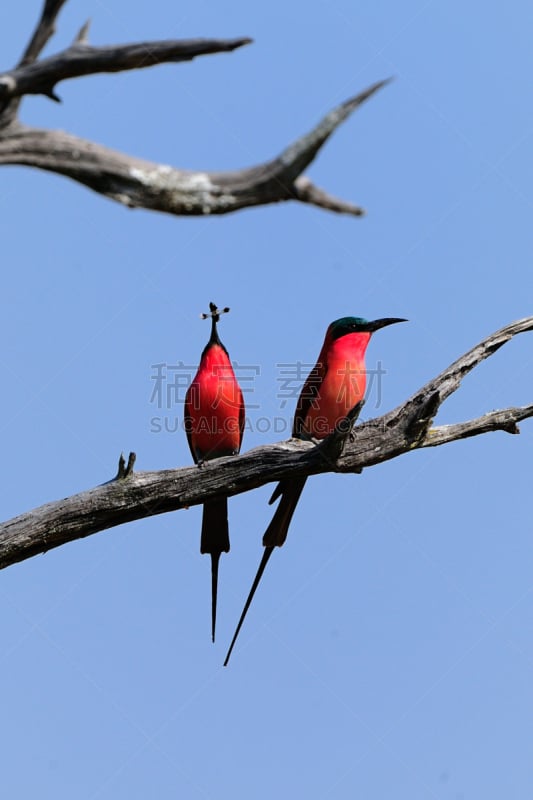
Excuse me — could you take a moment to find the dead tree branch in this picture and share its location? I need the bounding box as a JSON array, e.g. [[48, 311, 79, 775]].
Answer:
[[0, 317, 531, 572], [19, 0, 69, 68], [0, 1, 388, 215], [1, 35, 254, 102]]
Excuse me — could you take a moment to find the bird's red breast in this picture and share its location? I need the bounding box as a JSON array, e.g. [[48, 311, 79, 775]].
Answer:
[[295, 331, 371, 439], [185, 343, 244, 463]]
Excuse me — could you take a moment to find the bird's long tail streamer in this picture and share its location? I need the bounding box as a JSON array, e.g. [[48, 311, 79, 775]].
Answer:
[[223, 546, 274, 666], [201, 498, 230, 643], [210, 552, 221, 643]]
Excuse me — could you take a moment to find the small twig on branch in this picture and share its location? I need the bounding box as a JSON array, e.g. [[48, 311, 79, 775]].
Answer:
[[292, 177, 365, 216], [0, 317, 531, 572], [74, 20, 91, 46], [114, 452, 136, 480]]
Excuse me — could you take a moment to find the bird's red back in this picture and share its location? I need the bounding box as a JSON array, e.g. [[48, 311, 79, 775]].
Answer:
[[185, 342, 244, 463]]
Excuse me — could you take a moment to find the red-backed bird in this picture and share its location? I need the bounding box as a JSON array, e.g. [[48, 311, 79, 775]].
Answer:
[[184, 303, 245, 643], [224, 315, 406, 665]]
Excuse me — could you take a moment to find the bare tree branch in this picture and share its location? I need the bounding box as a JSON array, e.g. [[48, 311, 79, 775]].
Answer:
[[0, 81, 388, 216], [421, 406, 533, 446], [1, 36, 253, 102], [0, 317, 531, 572], [19, 0, 69, 67], [0, 1, 389, 215], [0, 0, 69, 124]]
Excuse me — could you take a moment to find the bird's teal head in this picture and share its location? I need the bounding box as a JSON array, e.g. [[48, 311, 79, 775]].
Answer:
[[328, 316, 407, 340]]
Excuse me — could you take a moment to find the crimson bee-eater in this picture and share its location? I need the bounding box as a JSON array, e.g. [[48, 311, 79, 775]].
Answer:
[[223, 315, 406, 665], [184, 303, 245, 643]]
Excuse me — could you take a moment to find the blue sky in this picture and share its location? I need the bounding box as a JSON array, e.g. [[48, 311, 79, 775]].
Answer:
[[1, 1, 532, 797]]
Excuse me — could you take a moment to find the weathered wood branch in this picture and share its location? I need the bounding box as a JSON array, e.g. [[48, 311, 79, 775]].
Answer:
[[0, 82, 386, 215], [0, 317, 531, 572], [0, 35, 253, 102], [0, 1, 388, 216], [19, 0, 69, 67]]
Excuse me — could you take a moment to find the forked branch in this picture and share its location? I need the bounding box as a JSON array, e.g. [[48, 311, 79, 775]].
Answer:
[[0, 317, 531, 571], [0, 0, 389, 215]]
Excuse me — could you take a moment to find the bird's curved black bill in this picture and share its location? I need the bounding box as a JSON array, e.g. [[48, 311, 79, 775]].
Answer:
[[366, 317, 407, 332]]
